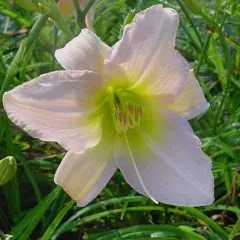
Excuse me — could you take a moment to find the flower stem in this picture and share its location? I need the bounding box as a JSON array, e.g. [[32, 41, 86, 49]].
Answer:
[[73, 0, 96, 28], [72, 0, 82, 23], [82, 0, 96, 16]]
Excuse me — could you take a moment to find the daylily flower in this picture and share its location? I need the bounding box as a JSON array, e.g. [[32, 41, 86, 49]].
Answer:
[[3, 5, 214, 207], [58, 0, 96, 30]]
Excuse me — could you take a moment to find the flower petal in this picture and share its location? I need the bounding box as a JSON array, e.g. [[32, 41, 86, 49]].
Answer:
[[114, 109, 214, 206], [55, 29, 109, 71], [105, 4, 188, 97], [169, 70, 209, 120], [3, 70, 103, 153], [54, 142, 116, 207]]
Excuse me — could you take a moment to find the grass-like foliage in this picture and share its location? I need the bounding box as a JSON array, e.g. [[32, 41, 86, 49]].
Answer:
[[0, 0, 240, 239]]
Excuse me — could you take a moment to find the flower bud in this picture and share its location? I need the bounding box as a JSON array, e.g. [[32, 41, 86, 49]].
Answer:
[[119, 10, 137, 38], [123, 10, 137, 26], [0, 156, 17, 186]]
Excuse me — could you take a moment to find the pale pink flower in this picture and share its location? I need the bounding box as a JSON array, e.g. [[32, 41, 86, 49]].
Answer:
[[58, 0, 96, 30], [3, 5, 214, 207]]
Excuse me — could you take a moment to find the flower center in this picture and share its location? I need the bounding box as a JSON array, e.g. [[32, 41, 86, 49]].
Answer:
[[114, 103, 142, 133], [107, 87, 143, 133]]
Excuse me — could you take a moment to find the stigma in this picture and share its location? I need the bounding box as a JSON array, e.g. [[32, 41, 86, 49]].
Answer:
[[114, 103, 142, 133]]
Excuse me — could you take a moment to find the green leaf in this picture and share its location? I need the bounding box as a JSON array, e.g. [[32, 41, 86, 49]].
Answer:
[[41, 200, 74, 240], [11, 187, 60, 239], [209, 37, 226, 89], [229, 218, 240, 240]]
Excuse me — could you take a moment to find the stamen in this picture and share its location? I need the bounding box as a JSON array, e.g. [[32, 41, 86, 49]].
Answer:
[[136, 106, 142, 125], [124, 104, 129, 130], [114, 103, 142, 132]]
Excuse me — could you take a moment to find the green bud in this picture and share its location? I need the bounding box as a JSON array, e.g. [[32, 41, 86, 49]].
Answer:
[[14, 0, 39, 12], [0, 156, 17, 186], [123, 9, 137, 27], [119, 9, 137, 38]]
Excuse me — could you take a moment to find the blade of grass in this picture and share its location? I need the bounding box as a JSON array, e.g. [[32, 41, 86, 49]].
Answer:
[[209, 37, 226, 89], [11, 187, 60, 239], [89, 225, 188, 240], [18, 154, 43, 203], [185, 207, 228, 239], [175, 0, 203, 47], [41, 200, 74, 240], [229, 218, 240, 240], [52, 196, 150, 238], [5, 119, 21, 222], [0, 8, 32, 27]]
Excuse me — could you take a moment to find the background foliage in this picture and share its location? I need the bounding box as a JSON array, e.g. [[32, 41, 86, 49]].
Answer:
[[0, 0, 240, 239]]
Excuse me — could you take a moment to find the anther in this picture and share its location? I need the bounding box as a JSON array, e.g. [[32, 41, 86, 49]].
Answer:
[[129, 104, 136, 128]]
